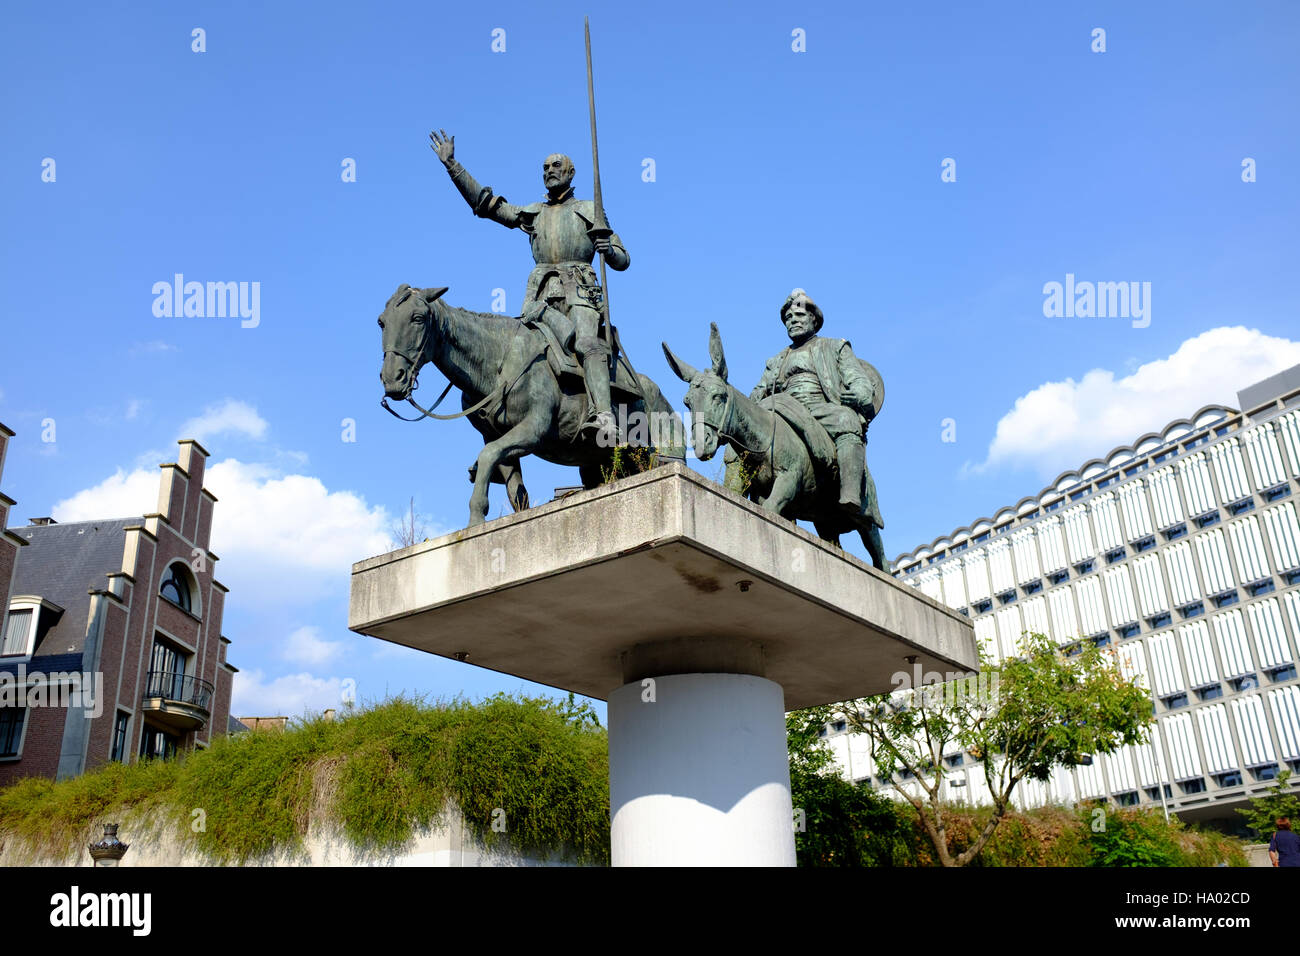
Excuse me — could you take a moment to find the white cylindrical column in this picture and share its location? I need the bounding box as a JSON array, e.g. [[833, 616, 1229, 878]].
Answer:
[[608, 672, 796, 866]]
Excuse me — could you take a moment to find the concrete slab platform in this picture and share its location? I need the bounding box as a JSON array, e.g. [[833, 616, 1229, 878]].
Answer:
[[349, 463, 977, 710]]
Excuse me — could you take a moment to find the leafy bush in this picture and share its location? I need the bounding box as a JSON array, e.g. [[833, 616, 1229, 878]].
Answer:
[[0, 694, 610, 865]]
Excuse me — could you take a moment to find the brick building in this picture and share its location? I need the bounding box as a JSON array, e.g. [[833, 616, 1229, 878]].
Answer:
[[0, 429, 236, 783]]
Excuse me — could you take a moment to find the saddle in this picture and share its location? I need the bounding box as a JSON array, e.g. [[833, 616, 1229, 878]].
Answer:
[[522, 311, 644, 402], [757, 393, 839, 473]]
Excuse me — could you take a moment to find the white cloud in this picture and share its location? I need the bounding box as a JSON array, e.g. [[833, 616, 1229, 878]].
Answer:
[[125, 399, 143, 421], [283, 625, 343, 666], [177, 399, 268, 443], [53, 467, 158, 519], [973, 326, 1300, 479], [52, 457, 392, 606], [231, 669, 346, 719]]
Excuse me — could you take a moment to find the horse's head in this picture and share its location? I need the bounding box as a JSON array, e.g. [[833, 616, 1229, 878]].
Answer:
[[378, 284, 446, 400], [662, 322, 731, 461]]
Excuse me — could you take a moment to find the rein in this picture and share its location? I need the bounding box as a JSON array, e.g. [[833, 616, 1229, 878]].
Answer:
[[380, 301, 543, 423], [700, 385, 775, 461]]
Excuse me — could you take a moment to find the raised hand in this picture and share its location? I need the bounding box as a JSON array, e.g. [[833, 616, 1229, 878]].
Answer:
[[429, 129, 455, 164]]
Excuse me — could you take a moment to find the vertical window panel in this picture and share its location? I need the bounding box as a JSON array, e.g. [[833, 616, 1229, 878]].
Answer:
[[1263, 502, 1300, 572], [1063, 505, 1096, 563], [1149, 466, 1185, 529], [1149, 632, 1186, 696], [1047, 585, 1079, 645], [1091, 493, 1124, 553], [1103, 565, 1139, 626], [1212, 610, 1255, 679], [1247, 598, 1292, 670], [1118, 481, 1154, 540], [1178, 452, 1216, 517], [1244, 424, 1288, 490], [1195, 529, 1234, 593], [1179, 621, 1219, 689], [1227, 515, 1269, 583]]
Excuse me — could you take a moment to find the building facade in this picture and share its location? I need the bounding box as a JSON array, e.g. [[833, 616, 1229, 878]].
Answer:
[[827, 365, 1300, 826], [0, 431, 237, 783]]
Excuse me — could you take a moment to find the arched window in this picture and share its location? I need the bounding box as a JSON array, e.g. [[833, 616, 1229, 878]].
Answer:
[[159, 564, 192, 613]]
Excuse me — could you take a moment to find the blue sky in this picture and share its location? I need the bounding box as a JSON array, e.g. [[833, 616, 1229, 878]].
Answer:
[[2, 1, 1298, 720]]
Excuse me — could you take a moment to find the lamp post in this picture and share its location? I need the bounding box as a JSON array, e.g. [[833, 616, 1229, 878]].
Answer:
[[88, 824, 129, 867]]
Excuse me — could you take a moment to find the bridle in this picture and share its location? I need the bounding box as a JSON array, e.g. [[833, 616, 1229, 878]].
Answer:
[[378, 293, 540, 423], [692, 378, 775, 461]]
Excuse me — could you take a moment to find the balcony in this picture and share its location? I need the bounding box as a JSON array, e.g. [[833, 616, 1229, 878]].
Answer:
[[141, 670, 214, 732]]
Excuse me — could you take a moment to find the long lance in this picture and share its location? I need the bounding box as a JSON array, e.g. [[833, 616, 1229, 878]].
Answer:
[[584, 17, 616, 374]]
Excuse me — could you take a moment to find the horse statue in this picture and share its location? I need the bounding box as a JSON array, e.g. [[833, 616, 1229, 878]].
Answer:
[[379, 284, 683, 526], [662, 323, 889, 571]]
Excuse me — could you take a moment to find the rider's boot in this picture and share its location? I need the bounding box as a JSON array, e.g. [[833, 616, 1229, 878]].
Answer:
[[836, 434, 865, 514], [580, 353, 619, 445]]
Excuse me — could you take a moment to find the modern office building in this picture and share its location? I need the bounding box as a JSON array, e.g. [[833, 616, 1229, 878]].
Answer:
[[825, 364, 1300, 827], [0, 431, 237, 783]]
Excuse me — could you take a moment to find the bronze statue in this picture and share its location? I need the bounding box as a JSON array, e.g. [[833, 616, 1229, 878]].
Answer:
[[430, 131, 626, 442], [379, 285, 680, 527], [751, 290, 877, 516], [663, 300, 888, 571]]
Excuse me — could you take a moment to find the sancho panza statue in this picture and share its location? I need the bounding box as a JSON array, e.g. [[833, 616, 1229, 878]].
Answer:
[[751, 289, 881, 523], [430, 130, 627, 440]]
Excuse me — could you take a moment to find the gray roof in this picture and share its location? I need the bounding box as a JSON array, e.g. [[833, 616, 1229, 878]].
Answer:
[[10, 517, 140, 656], [1238, 363, 1300, 414], [227, 715, 250, 734]]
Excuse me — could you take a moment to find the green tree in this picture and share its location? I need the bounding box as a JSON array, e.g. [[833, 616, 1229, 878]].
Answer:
[[842, 632, 1154, 867], [1236, 768, 1300, 838], [786, 706, 909, 866]]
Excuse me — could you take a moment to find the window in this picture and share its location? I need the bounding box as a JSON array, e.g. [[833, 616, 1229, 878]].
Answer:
[[1195, 685, 1224, 701], [1228, 499, 1255, 516], [1270, 664, 1298, 683], [1213, 771, 1243, 788], [1134, 536, 1156, 553], [1115, 791, 1140, 807], [1264, 485, 1291, 502], [111, 712, 131, 763], [2, 608, 33, 656], [1212, 590, 1239, 609], [1049, 569, 1070, 585], [831, 720, 846, 733], [139, 727, 179, 760], [1248, 579, 1276, 597], [1179, 601, 1205, 620], [1105, 547, 1127, 565], [159, 564, 192, 613], [1253, 764, 1280, 782], [0, 708, 25, 757], [1163, 523, 1188, 542], [147, 638, 189, 701], [1117, 623, 1141, 639], [1178, 778, 1207, 795], [1162, 693, 1189, 710], [1196, 511, 1221, 528], [1147, 612, 1172, 630], [945, 753, 964, 767], [1229, 675, 1259, 692]]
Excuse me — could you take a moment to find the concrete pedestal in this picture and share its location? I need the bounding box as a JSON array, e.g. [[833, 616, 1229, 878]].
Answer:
[[349, 463, 977, 866], [609, 673, 795, 866]]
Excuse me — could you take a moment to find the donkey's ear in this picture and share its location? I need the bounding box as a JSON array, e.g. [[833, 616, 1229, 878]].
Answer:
[[708, 322, 728, 381], [423, 286, 449, 303], [662, 342, 700, 383]]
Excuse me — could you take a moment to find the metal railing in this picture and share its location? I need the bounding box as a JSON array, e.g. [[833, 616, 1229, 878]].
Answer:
[[143, 670, 214, 711]]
